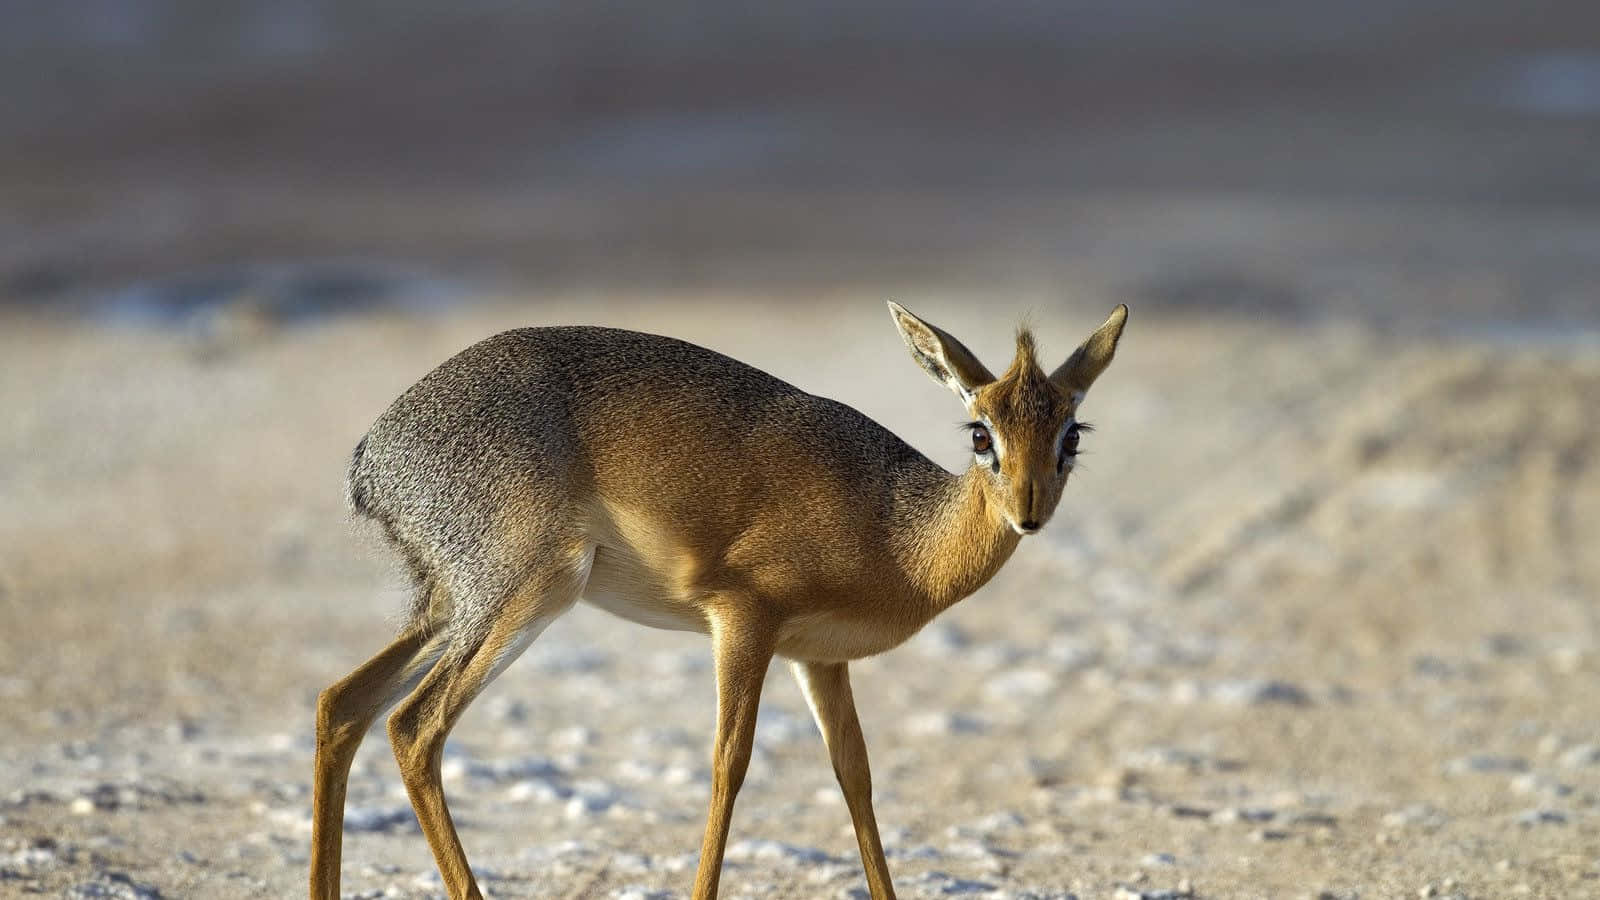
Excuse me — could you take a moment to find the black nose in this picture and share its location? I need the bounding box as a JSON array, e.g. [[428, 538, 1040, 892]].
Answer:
[[1020, 520, 1040, 532]]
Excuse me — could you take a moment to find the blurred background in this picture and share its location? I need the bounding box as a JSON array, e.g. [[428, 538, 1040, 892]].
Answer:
[[3, 3, 1600, 898], [3, 0, 1600, 326]]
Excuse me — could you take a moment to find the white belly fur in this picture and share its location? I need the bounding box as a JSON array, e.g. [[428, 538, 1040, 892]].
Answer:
[[580, 543, 706, 634], [577, 515, 923, 660], [777, 610, 923, 662]]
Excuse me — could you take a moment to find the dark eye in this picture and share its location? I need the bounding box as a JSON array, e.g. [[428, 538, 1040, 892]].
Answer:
[[1058, 422, 1087, 473], [1061, 423, 1081, 456], [971, 426, 993, 454]]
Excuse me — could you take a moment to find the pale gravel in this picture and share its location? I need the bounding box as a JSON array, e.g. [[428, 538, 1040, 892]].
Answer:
[[3, 296, 1599, 897]]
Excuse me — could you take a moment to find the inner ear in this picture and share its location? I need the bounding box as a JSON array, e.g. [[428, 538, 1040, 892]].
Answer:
[[1050, 304, 1128, 397], [887, 301, 995, 404]]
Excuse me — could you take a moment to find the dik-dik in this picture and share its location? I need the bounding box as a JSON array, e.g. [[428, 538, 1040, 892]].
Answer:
[[311, 302, 1128, 899]]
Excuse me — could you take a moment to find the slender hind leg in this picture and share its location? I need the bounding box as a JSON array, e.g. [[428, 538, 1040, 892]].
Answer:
[[387, 559, 588, 900], [310, 624, 448, 899]]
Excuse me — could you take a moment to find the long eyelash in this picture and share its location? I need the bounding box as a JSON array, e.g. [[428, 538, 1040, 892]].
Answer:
[[1074, 421, 1096, 433], [959, 421, 983, 432]]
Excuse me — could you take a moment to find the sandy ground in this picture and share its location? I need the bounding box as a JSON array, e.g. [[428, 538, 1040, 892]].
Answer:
[[2, 291, 1598, 899]]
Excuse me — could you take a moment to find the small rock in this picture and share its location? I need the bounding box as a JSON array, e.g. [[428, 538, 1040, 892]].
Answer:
[[885, 844, 943, 861], [971, 642, 1028, 671], [1482, 633, 1527, 656], [913, 622, 973, 655], [1210, 679, 1310, 707], [551, 726, 597, 748], [1510, 773, 1572, 797], [1285, 811, 1338, 828], [726, 839, 834, 865], [483, 696, 528, 723], [1044, 636, 1100, 671], [903, 712, 988, 737], [1114, 886, 1192, 900], [1123, 746, 1214, 773], [1558, 743, 1600, 768], [804, 860, 859, 884], [615, 758, 666, 783], [1444, 754, 1528, 775], [529, 645, 612, 674], [343, 806, 416, 834], [755, 709, 816, 747], [1412, 655, 1464, 680], [1211, 807, 1276, 825], [440, 755, 472, 781], [507, 777, 572, 803], [610, 853, 653, 873], [520, 839, 598, 867], [649, 649, 710, 676], [1536, 734, 1567, 757], [658, 852, 698, 872], [982, 668, 1057, 700], [1549, 646, 1588, 673], [631, 726, 696, 749], [1513, 808, 1567, 826], [969, 810, 1026, 833], [610, 888, 673, 900], [662, 765, 708, 787], [482, 755, 564, 781], [165, 718, 203, 742], [563, 781, 621, 819], [908, 870, 998, 894], [1382, 805, 1448, 829], [944, 839, 1015, 863], [67, 871, 162, 899], [7, 838, 60, 871], [265, 732, 308, 754]]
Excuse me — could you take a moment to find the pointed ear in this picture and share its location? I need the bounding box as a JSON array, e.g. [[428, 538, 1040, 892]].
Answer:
[[887, 300, 994, 406], [1050, 304, 1128, 398]]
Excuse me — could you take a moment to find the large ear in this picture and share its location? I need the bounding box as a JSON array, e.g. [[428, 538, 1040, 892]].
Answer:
[[1049, 304, 1128, 399], [887, 301, 995, 406]]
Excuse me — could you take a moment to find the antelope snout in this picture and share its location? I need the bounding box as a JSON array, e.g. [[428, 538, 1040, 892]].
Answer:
[[1005, 481, 1045, 535]]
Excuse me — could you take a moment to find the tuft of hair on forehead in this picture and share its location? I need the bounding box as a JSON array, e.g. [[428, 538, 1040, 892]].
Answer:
[[983, 326, 1061, 420], [1008, 327, 1043, 378]]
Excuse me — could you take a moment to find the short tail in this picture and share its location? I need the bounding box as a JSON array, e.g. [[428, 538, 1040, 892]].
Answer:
[[346, 435, 373, 517]]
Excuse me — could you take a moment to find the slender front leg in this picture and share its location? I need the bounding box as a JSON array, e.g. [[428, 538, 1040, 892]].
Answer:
[[692, 613, 777, 900], [792, 660, 897, 900]]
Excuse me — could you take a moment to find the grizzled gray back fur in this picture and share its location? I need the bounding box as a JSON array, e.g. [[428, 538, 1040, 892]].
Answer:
[[346, 326, 932, 656]]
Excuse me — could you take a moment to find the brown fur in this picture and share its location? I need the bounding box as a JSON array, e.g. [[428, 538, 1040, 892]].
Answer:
[[310, 303, 1128, 900]]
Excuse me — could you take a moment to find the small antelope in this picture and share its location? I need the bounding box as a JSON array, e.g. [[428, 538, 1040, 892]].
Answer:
[[310, 302, 1128, 899]]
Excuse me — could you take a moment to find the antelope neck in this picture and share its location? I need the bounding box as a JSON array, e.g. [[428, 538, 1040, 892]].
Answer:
[[894, 463, 1022, 615]]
